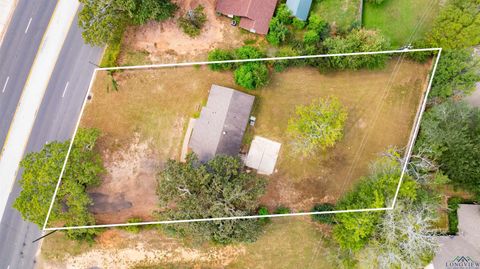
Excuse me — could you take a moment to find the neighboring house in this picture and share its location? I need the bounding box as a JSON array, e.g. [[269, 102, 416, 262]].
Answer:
[[189, 85, 255, 162], [216, 0, 278, 34], [286, 0, 313, 21], [428, 204, 480, 269]]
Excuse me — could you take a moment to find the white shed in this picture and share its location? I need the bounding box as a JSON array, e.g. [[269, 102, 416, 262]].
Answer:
[[246, 136, 281, 175]]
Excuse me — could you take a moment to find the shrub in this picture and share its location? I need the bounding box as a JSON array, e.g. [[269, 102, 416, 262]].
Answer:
[[324, 29, 389, 70], [306, 15, 329, 38], [122, 217, 144, 233], [234, 62, 270, 90], [303, 30, 320, 45], [273, 46, 300, 72], [235, 45, 265, 60], [447, 197, 462, 235], [274, 206, 291, 214], [208, 49, 234, 71], [274, 4, 293, 24], [287, 97, 348, 155], [258, 206, 270, 224], [267, 18, 290, 46], [292, 17, 306, 30], [178, 5, 207, 37], [311, 203, 335, 224]]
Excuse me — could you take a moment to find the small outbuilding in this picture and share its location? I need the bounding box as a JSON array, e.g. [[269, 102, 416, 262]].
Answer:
[[189, 85, 255, 162], [216, 0, 278, 34], [286, 0, 313, 21], [245, 136, 281, 175]]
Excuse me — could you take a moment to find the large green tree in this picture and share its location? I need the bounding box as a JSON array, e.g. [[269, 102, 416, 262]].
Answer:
[[430, 49, 480, 98], [333, 153, 419, 251], [78, 0, 177, 45], [287, 97, 348, 155], [14, 128, 104, 241], [427, 0, 480, 49], [324, 29, 389, 70], [156, 154, 267, 244]]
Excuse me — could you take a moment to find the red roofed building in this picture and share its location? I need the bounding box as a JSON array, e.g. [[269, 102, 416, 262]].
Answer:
[[216, 0, 278, 35]]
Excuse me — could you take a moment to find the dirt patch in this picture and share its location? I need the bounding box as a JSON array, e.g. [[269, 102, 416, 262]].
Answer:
[[89, 134, 159, 224], [121, 0, 257, 64], [39, 229, 245, 269]]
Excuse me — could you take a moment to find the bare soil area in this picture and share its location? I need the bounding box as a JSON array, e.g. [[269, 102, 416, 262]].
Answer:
[[39, 218, 331, 269], [120, 0, 258, 64]]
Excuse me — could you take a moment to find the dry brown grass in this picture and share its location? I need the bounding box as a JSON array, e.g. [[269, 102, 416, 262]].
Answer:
[[78, 58, 431, 223]]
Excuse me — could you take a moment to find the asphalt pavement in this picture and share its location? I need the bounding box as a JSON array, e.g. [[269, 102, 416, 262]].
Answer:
[[0, 0, 57, 151], [0, 9, 103, 269]]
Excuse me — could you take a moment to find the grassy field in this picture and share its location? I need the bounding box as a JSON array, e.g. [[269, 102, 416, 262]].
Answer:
[[311, 0, 361, 32], [363, 0, 440, 48]]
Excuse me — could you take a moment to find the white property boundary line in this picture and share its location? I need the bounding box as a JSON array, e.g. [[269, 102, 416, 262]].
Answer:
[[43, 48, 442, 231]]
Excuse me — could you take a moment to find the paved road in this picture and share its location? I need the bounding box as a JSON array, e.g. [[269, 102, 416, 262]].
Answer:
[[0, 0, 57, 151], [0, 11, 103, 269]]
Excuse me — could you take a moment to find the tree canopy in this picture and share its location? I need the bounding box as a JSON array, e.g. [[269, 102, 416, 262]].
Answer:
[[156, 154, 267, 244], [416, 101, 480, 197], [332, 152, 419, 251], [324, 29, 389, 70], [14, 128, 104, 241], [426, 0, 480, 49], [234, 62, 270, 90], [287, 97, 348, 155], [430, 49, 480, 98], [78, 0, 177, 45]]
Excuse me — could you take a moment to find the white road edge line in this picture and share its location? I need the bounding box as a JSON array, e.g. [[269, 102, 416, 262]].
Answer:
[[42, 48, 442, 231], [61, 81, 69, 98], [24, 17, 32, 34], [2, 76, 9, 93]]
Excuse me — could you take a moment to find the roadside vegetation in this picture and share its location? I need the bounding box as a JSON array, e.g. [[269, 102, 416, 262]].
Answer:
[[78, 0, 178, 67], [14, 128, 104, 241]]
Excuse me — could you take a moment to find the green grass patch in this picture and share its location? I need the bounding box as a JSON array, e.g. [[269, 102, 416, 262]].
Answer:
[[311, 0, 361, 32], [363, 0, 440, 48]]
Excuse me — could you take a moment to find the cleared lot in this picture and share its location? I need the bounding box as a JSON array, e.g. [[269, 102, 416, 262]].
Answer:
[[55, 57, 432, 224]]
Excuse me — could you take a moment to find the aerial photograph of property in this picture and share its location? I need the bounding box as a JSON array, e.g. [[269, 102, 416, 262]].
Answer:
[[0, 0, 479, 268]]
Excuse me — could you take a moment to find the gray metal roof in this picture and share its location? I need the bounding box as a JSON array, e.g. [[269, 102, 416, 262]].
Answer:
[[286, 0, 312, 21], [189, 85, 255, 162]]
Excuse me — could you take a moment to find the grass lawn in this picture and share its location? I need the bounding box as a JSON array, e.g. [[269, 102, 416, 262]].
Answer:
[[363, 0, 440, 48], [311, 0, 361, 32]]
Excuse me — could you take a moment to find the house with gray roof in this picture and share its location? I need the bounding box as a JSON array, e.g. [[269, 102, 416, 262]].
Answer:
[[189, 85, 255, 162], [286, 0, 313, 21]]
